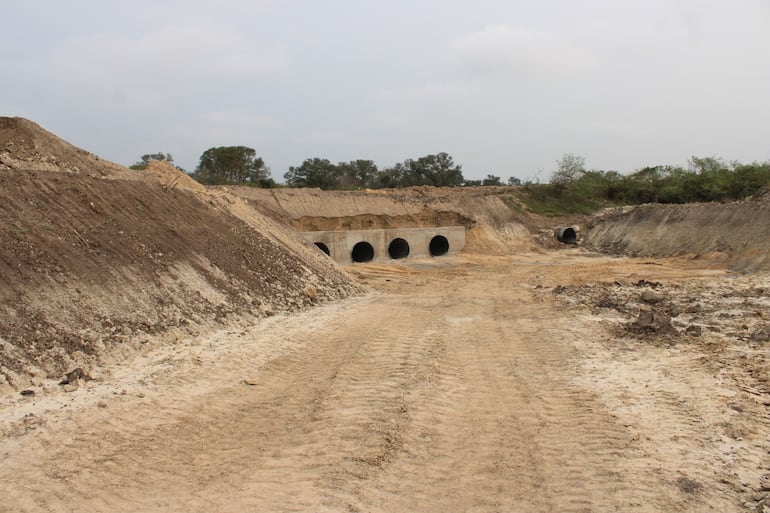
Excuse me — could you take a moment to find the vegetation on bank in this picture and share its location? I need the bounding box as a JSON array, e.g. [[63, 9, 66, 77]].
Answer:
[[522, 154, 770, 215], [130, 149, 770, 215]]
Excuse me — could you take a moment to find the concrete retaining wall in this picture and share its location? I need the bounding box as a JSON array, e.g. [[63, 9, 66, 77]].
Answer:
[[301, 226, 466, 265]]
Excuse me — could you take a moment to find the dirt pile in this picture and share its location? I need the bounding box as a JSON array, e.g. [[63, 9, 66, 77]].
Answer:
[[584, 191, 770, 271], [0, 117, 138, 179], [0, 118, 359, 391], [225, 185, 542, 254], [143, 160, 207, 192], [551, 274, 770, 366]]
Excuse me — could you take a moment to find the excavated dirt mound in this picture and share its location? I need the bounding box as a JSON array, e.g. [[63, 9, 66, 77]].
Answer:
[[0, 118, 359, 391], [584, 191, 770, 272], [0, 117, 137, 179]]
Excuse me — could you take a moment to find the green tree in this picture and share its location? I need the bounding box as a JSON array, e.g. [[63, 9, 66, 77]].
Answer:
[[551, 153, 586, 187], [337, 159, 379, 189], [482, 174, 502, 186], [507, 176, 522, 185], [688, 156, 732, 201], [191, 146, 269, 185], [130, 152, 176, 170], [730, 161, 770, 199], [284, 158, 342, 189], [398, 153, 464, 187], [374, 164, 407, 188]]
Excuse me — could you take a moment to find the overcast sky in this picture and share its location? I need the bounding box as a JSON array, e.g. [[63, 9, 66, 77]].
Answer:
[[2, 1, 769, 182]]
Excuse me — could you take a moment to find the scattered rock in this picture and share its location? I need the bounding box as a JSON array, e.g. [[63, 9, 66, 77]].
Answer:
[[59, 367, 91, 385], [596, 294, 622, 310], [685, 325, 703, 337], [640, 290, 665, 304], [20, 389, 35, 396], [676, 476, 703, 494], [628, 309, 677, 335], [750, 325, 770, 344], [62, 383, 79, 392]]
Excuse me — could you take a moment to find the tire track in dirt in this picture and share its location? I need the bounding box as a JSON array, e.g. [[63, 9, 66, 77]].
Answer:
[[326, 271, 668, 512], [1, 256, 763, 512]]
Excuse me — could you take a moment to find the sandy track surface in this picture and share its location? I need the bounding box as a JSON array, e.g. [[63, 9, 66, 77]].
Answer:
[[1, 253, 768, 512]]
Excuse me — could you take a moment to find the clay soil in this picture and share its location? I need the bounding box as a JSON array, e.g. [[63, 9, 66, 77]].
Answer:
[[2, 253, 768, 512]]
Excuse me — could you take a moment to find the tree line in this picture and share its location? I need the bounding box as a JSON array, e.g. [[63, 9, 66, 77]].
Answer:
[[525, 153, 770, 215], [130, 148, 770, 211], [130, 147, 518, 189]]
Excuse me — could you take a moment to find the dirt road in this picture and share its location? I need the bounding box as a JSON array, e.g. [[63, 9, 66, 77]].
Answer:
[[1, 253, 768, 512]]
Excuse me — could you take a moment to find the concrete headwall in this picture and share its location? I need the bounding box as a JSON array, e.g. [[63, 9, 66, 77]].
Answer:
[[302, 226, 466, 265]]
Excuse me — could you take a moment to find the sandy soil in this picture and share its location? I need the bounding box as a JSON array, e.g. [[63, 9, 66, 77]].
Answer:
[[584, 191, 770, 272], [0, 156, 357, 390], [2, 252, 768, 512]]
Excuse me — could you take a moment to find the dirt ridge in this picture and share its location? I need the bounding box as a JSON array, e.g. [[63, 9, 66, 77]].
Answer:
[[584, 192, 770, 272], [0, 118, 359, 391]]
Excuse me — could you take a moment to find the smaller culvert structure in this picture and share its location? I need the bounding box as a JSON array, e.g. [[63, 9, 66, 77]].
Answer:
[[351, 241, 375, 263], [429, 235, 450, 256], [388, 238, 410, 259], [555, 226, 578, 245], [314, 242, 331, 256]]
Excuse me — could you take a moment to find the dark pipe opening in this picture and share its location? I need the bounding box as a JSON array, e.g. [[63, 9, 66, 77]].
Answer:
[[388, 238, 410, 259], [351, 241, 375, 263], [555, 227, 577, 244], [314, 242, 330, 256], [429, 235, 450, 257]]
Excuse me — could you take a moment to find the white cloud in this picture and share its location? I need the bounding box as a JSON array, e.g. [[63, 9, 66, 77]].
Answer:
[[198, 111, 282, 131], [171, 111, 284, 147], [307, 131, 346, 142], [376, 82, 467, 102], [450, 24, 600, 77], [32, 24, 288, 111]]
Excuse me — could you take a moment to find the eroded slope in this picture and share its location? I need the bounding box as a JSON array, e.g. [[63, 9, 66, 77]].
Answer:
[[584, 191, 770, 272], [0, 118, 359, 390]]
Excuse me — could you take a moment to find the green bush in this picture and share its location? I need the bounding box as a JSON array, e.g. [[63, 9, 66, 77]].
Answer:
[[521, 157, 770, 216]]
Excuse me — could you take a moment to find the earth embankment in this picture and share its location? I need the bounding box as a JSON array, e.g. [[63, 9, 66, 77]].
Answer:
[[584, 191, 770, 272], [224, 186, 543, 254], [0, 118, 358, 391]]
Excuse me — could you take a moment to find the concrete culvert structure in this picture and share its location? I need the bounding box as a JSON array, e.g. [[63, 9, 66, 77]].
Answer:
[[555, 227, 578, 245], [351, 241, 375, 263], [314, 242, 330, 256], [388, 238, 410, 259], [429, 235, 450, 257]]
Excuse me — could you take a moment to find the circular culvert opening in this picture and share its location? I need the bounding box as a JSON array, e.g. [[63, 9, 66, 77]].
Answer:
[[314, 242, 330, 256], [388, 238, 410, 259], [429, 235, 449, 257], [351, 241, 375, 263], [555, 227, 577, 244]]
